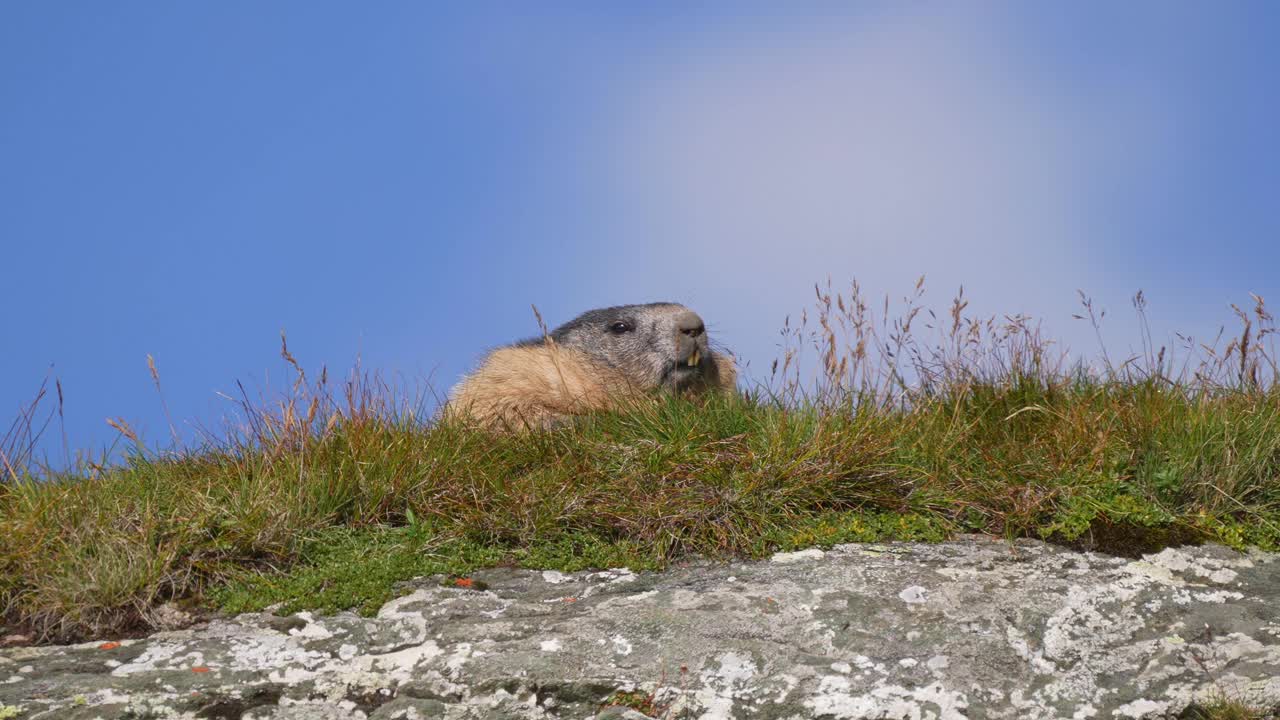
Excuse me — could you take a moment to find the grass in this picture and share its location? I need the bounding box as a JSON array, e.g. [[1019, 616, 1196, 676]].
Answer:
[[1184, 699, 1280, 720], [2, 280, 1279, 644]]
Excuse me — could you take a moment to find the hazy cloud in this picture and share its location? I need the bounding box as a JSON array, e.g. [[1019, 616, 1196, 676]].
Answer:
[[584, 5, 1180, 378]]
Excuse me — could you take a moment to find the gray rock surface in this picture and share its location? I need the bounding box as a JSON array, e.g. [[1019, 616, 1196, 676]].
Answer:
[[2, 537, 1278, 719]]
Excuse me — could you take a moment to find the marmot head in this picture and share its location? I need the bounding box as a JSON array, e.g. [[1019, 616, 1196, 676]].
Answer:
[[524, 302, 729, 393]]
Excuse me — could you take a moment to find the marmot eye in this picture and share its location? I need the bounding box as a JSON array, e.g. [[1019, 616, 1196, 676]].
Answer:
[[609, 321, 633, 334]]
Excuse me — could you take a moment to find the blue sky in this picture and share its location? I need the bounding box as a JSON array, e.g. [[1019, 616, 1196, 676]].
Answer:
[[3, 3, 1279, 461]]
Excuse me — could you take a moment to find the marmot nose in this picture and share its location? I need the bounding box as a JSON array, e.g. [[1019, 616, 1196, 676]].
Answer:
[[675, 310, 705, 338]]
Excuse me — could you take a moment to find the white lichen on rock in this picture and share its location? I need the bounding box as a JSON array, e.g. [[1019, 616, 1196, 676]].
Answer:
[[2, 539, 1278, 719]]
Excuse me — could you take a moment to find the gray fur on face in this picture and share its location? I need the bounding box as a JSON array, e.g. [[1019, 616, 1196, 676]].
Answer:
[[518, 303, 722, 391]]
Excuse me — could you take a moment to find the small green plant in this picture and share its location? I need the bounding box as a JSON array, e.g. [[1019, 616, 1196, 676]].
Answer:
[[603, 689, 661, 716], [1182, 698, 1276, 720]]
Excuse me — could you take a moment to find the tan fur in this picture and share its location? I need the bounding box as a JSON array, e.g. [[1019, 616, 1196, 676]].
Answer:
[[446, 341, 737, 432]]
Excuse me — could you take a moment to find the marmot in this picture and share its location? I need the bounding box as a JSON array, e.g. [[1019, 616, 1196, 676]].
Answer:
[[446, 303, 737, 431]]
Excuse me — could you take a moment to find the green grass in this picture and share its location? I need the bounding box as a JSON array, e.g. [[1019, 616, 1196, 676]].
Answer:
[[3, 282, 1279, 642], [1184, 699, 1280, 720], [602, 689, 665, 717], [209, 525, 665, 617]]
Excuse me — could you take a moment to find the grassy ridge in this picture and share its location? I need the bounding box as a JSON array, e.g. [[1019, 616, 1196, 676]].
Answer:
[[2, 282, 1279, 642]]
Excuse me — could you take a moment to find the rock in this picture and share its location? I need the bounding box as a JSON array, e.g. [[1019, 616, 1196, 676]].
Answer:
[[146, 601, 196, 632], [1, 538, 1278, 719], [262, 613, 310, 635], [369, 696, 450, 719], [595, 707, 654, 720]]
